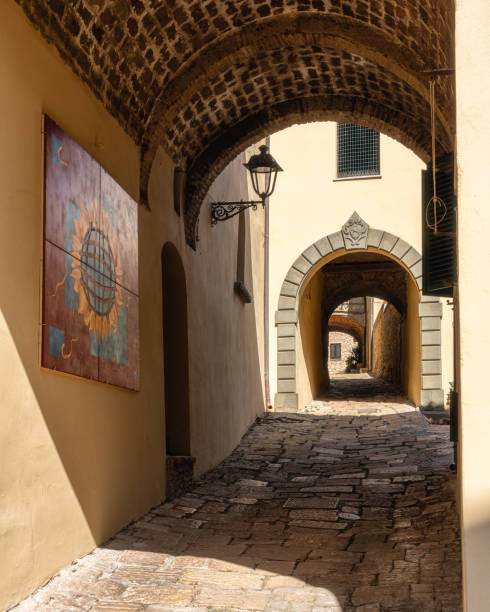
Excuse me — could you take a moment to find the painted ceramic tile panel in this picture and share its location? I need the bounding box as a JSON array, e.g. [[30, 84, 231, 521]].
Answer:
[[101, 168, 138, 295], [42, 116, 140, 390], [98, 287, 140, 389], [42, 241, 99, 381]]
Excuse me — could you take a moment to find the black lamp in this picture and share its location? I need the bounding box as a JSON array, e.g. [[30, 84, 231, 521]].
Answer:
[[211, 145, 283, 224]]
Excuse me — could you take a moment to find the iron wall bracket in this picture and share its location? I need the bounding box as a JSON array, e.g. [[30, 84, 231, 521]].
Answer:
[[211, 200, 263, 225]]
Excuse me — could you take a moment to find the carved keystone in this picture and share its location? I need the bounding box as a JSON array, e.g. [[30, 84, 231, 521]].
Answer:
[[342, 212, 369, 249]]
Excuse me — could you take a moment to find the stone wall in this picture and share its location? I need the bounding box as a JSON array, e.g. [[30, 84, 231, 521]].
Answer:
[[372, 303, 401, 384], [328, 331, 358, 376]]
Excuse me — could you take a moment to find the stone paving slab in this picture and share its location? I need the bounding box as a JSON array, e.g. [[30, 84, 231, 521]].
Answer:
[[11, 395, 462, 612]]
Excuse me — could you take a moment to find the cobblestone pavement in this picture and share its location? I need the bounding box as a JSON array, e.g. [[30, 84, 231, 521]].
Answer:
[[13, 391, 462, 612]]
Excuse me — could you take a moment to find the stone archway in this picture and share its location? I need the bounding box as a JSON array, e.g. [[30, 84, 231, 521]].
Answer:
[[275, 212, 444, 411]]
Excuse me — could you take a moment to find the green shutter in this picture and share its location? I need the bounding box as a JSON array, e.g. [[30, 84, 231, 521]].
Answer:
[[422, 152, 456, 297]]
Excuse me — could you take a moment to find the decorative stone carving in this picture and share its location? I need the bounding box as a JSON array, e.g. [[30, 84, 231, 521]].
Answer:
[[342, 212, 369, 249]]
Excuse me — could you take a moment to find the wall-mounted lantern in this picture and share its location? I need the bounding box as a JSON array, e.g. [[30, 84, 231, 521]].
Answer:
[[211, 145, 283, 224]]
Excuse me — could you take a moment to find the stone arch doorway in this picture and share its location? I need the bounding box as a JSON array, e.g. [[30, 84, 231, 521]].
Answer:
[[275, 213, 443, 411], [161, 243, 194, 498]]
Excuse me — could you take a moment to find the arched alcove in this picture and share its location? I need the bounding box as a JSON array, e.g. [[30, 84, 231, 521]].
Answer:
[[161, 243, 191, 457]]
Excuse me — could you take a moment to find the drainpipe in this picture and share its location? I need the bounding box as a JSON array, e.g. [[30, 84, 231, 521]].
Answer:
[[264, 136, 272, 410]]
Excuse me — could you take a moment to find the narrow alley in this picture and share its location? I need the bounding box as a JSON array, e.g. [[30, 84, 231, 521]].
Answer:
[[14, 388, 461, 612]]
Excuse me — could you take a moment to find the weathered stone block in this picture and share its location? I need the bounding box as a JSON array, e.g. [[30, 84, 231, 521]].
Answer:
[[302, 244, 322, 264], [410, 259, 422, 279], [280, 281, 299, 298], [422, 360, 442, 375], [422, 374, 442, 389], [275, 310, 298, 324], [391, 238, 411, 259], [420, 389, 445, 409], [277, 379, 296, 393], [278, 365, 295, 379], [421, 294, 440, 302], [284, 497, 338, 509], [314, 236, 332, 256], [421, 330, 441, 346], [422, 345, 441, 360], [274, 392, 298, 412], [379, 232, 398, 252], [419, 301, 442, 317], [402, 247, 421, 268], [328, 231, 344, 251], [293, 255, 311, 274], [285, 267, 304, 285], [288, 509, 338, 521], [278, 336, 295, 351], [421, 317, 441, 331], [277, 324, 296, 337], [278, 295, 296, 310], [367, 228, 383, 248], [278, 351, 295, 364]]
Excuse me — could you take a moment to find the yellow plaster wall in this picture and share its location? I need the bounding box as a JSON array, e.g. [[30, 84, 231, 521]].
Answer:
[[455, 1, 490, 609], [269, 122, 452, 407], [296, 272, 325, 408], [0, 3, 264, 608]]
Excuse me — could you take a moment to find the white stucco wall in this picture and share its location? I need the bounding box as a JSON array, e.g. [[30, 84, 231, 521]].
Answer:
[[456, 0, 490, 609]]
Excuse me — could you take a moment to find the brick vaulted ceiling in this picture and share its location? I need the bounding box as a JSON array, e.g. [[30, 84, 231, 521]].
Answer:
[[17, 0, 455, 246]]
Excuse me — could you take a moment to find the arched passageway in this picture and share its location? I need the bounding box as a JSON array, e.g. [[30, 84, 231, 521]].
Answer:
[[327, 330, 360, 376], [276, 215, 444, 411], [328, 300, 367, 376], [161, 243, 193, 498], [326, 297, 405, 400], [299, 252, 416, 402]]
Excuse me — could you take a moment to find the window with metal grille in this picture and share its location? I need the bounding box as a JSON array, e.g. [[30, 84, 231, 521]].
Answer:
[[330, 343, 341, 360], [337, 123, 380, 178]]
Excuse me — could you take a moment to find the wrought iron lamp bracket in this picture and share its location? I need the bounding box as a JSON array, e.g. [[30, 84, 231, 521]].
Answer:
[[211, 200, 263, 225]]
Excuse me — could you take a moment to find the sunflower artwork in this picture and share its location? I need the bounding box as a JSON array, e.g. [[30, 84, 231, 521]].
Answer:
[[42, 116, 139, 390]]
